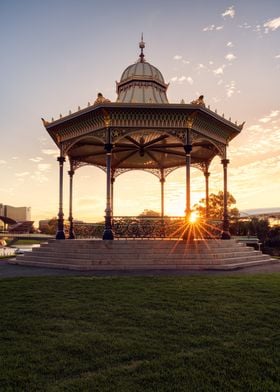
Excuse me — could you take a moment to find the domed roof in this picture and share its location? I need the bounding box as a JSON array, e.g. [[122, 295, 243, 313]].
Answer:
[[116, 37, 169, 104], [120, 61, 166, 85]]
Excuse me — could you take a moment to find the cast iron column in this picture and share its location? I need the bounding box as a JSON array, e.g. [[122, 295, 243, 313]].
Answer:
[[204, 170, 210, 219], [183, 128, 193, 240], [68, 168, 75, 239], [160, 169, 166, 237], [56, 154, 66, 240], [160, 169, 165, 219], [111, 174, 115, 217], [103, 129, 114, 240], [184, 129, 192, 222], [221, 158, 231, 239]]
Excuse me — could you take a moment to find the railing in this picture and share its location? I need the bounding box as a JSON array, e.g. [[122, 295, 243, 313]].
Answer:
[[74, 217, 224, 239]]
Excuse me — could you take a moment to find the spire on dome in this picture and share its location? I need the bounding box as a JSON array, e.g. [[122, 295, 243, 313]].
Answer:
[[139, 33, 145, 63]]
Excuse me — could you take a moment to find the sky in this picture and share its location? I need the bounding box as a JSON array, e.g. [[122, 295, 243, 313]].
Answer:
[[0, 0, 279, 224]]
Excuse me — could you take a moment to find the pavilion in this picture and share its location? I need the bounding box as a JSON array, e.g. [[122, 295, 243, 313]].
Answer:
[[42, 37, 244, 241]]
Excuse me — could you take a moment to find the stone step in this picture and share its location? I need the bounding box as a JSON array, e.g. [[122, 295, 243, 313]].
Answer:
[[29, 249, 257, 261], [43, 239, 244, 248], [15, 251, 270, 266], [10, 257, 275, 271], [11, 239, 274, 271]]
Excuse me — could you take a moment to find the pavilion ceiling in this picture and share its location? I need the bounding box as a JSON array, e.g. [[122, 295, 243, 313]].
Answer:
[[43, 103, 243, 174]]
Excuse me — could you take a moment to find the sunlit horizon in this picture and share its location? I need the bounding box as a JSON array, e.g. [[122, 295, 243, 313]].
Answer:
[[0, 1, 279, 224]]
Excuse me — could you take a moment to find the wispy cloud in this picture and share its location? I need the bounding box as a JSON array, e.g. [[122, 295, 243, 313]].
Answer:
[[222, 6, 235, 19], [225, 81, 236, 97], [0, 160, 7, 165], [275, 54, 280, 59], [259, 110, 280, 123], [197, 63, 205, 69], [238, 22, 251, 30], [173, 55, 182, 60], [264, 17, 280, 33], [170, 76, 188, 83], [225, 53, 237, 61], [29, 157, 43, 163], [202, 24, 224, 32], [226, 41, 234, 47], [187, 77, 194, 85], [30, 172, 49, 183], [15, 172, 30, 177], [213, 65, 225, 75], [37, 163, 52, 172], [41, 149, 58, 156]]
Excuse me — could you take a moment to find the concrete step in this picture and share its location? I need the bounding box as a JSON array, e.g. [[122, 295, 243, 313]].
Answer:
[[11, 239, 274, 271], [10, 258, 276, 271], [29, 249, 257, 261], [15, 251, 271, 267]]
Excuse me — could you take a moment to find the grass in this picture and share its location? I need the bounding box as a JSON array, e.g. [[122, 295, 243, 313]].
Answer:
[[0, 275, 280, 391], [9, 239, 43, 246]]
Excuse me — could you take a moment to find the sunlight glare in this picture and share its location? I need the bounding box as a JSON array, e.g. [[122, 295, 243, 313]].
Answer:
[[189, 211, 199, 223]]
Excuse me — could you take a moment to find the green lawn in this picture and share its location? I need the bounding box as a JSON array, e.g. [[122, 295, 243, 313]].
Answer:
[[0, 275, 280, 391]]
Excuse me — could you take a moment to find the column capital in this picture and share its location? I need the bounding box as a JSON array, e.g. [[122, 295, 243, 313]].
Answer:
[[221, 158, 230, 166], [184, 144, 192, 154], [160, 177, 166, 183], [57, 156, 66, 164], [104, 143, 113, 153], [111, 176, 115, 184], [68, 170, 75, 176], [204, 171, 210, 178]]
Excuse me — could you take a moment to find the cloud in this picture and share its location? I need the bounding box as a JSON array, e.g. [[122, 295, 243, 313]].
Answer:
[[225, 53, 237, 61], [187, 77, 194, 85], [259, 110, 280, 123], [275, 54, 280, 59], [238, 22, 251, 29], [38, 163, 52, 172], [0, 160, 7, 164], [41, 149, 58, 156], [197, 63, 205, 69], [30, 172, 49, 183], [225, 81, 236, 98], [173, 55, 182, 60], [29, 157, 43, 163], [182, 59, 190, 64], [12, 157, 19, 160], [226, 41, 233, 47], [171, 76, 188, 83], [222, 6, 235, 18], [15, 172, 30, 177], [202, 24, 224, 32], [213, 65, 225, 75], [264, 17, 280, 33]]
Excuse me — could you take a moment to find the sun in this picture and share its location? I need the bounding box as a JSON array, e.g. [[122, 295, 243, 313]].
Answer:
[[189, 211, 199, 223]]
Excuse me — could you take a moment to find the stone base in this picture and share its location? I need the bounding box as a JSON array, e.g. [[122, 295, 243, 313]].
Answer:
[[9, 239, 276, 271]]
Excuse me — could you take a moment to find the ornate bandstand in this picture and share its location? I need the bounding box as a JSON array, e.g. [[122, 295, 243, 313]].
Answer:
[[42, 38, 244, 241], [13, 39, 276, 270]]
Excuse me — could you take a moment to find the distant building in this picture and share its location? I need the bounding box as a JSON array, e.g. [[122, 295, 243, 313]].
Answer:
[[0, 203, 31, 222]]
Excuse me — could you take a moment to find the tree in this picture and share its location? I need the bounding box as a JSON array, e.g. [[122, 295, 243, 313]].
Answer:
[[138, 209, 160, 217], [193, 191, 240, 220]]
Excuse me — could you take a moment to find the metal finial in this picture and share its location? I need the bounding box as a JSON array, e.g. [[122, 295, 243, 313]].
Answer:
[[139, 33, 145, 62]]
